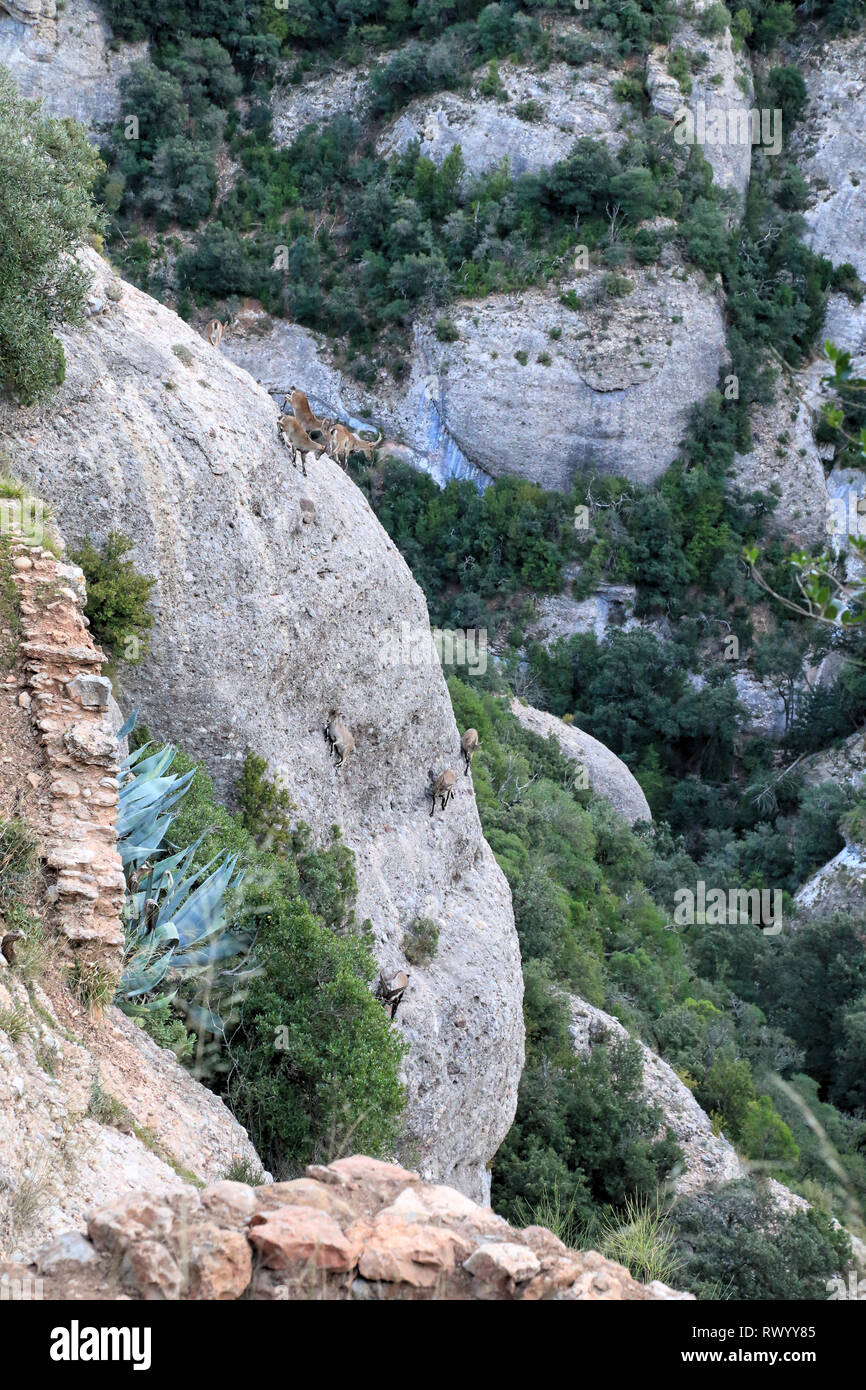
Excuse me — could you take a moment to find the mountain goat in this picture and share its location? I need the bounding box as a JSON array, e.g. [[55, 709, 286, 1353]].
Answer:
[[461, 728, 479, 775], [324, 710, 355, 767], [329, 422, 383, 467], [279, 412, 327, 457], [204, 318, 225, 347], [288, 388, 330, 441], [376, 970, 409, 1020], [429, 768, 457, 815]]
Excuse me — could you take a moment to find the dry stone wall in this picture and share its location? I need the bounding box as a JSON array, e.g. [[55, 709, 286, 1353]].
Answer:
[[8, 540, 123, 967]]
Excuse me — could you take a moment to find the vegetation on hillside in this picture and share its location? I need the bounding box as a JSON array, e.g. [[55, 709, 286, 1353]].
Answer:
[[0, 70, 103, 403]]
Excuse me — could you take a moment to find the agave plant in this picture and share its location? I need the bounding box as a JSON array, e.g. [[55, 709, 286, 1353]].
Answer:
[[115, 715, 245, 1017]]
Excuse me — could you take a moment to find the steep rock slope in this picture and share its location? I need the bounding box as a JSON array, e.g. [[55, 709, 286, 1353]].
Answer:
[[728, 28, 866, 548], [225, 252, 727, 490], [569, 998, 744, 1195], [0, 0, 145, 127], [510, 699, 651, 827], [646, 9, 753, 202], [377, 59, 625, 177], [0, 249, 525, 1202]]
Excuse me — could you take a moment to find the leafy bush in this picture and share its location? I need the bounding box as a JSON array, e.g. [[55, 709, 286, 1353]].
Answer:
[[71, 532, 155, 662], [670, 1180, 849, 1299], [402, 916, 440, 966], [225, 874, 406, 1172], [0, 68, 103, 402], [138, 745, 406, 1173]]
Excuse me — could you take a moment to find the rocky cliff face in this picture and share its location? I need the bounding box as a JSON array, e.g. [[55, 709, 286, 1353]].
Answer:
[[646, 10, 753, 203], [510, 699, 651, 826], [0, 0, 145, 127], [1, 1154, 692, 1299], [377, 58, 625, 178], [224, 251, 728, 491], [0, 248, 525, 1202]]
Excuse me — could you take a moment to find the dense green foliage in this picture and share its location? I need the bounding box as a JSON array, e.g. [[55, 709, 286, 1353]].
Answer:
[[71, 532, 156, 663], [0, 68, 103, 403], [669, 1181, 850, 1300], [135, 749, 406, 1174]]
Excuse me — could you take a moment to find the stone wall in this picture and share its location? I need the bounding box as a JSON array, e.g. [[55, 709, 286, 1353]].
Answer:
[[2, 1155, 692, 1300], [8, 540, 123, 968]]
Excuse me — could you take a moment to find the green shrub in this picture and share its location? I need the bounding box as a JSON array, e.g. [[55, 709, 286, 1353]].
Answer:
[[0, 819, 37, 908], [0, 69, 103, 403], [226, 874, 406, 1173], [71, 532, 155, 662], [671, 1180, 850, 1300], [403, 916, 439, 966], [140, 744, 406, 1171], [434, 317, 459, 342]]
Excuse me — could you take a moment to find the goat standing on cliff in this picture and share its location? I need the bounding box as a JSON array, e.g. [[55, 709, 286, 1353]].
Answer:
[[429, 768, 457, 815]]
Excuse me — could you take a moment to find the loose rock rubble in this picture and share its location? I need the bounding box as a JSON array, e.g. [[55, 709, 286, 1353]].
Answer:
[[3, 1156, 692, 1301]]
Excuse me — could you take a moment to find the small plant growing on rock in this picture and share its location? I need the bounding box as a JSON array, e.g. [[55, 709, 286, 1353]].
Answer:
[[434, 317, 459, 342], [0, 819, 37, 908], [403, 915, 439, 966], [87, 1081, 127, 1126], [237, 751, 294, 854]]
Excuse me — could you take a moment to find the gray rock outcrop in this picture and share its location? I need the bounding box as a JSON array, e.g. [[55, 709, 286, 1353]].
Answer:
[[377, 59, 625, 178], [647, 10, 753, 202], [0, 0, 146, 128], [224, 252, 727, 490], [510, 698, 651, 826], [0, 248, 525, 1203]]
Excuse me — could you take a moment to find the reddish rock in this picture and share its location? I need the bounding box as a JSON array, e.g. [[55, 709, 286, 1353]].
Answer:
[[248, 1206, 359, 1272], [255, 1179, 355, 1221], [187, 1227, 252, 1300], [87, 1197, 174, 1254], [357, 1221, 472, 1288], [200, 1181, 258, 1223], [122, 1240, 183, 1300], [463, 1241, 540, 1286]]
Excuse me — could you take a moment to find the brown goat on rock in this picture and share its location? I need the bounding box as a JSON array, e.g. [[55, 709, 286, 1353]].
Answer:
[[461, 728, 479, 775], [429, 768, 457, 815], [324, 710, 355, 768]]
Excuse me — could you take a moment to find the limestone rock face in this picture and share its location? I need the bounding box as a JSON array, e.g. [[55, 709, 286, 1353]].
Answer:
[[730, 382, 830, 547], [510, 699, 651, 826], [791, 33, 866, 281], [0, 0, 146, 128], [795, 841, 866, 919], [225, 255, 727, 490], [529, 579, 639, 647], [647, 13, 753, 202], [377, 60, 625, 178], [270, 65, 370, 148], [405, 261, 727, 487], [0, 249, 525, 1202], [3, 1155, 693, 1300]]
